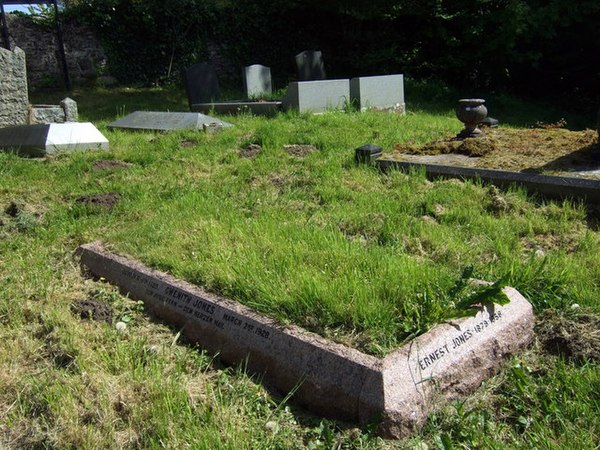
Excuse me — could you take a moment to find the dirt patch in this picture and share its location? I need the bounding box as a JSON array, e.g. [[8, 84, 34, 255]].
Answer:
[[284, 144, 317, 157], [391, 127, 600, 177], [536, 309, 600, 363], [4, 201, 21, 217], [239, 143, 262, 158], [75, 192, 120, 210], [71, 298, 114, 323], [92, 160, 132, 171]]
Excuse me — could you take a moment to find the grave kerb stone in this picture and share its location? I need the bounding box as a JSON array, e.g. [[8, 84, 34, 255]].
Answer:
[[75, 242, 534, 438]]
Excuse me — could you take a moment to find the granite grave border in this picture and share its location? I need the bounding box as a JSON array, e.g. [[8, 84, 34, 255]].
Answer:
[[75, 242, 534, 438], [375, 158, 600, 205]]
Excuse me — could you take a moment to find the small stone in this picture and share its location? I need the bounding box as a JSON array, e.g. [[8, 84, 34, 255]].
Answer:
[[115, 321, 127, 332], [265, 421, 278, 433]]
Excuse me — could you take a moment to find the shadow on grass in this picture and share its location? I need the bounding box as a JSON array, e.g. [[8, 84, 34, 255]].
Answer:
[[30, 85, 190, 123], [405, 78, 596, 131]]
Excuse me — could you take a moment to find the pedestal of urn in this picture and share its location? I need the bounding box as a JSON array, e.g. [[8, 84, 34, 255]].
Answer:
[[456, 99, 488, 138]]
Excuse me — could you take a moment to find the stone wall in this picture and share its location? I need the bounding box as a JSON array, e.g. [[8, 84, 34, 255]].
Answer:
[[4, 14, 107, 89], [0, 46, 29, 127]]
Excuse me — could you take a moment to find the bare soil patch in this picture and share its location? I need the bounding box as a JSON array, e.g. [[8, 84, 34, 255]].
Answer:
[[92, 160, 132, 171], [284, 144, 317, 157], [537, 310, 600, 363], [71, 298, 114, 323], [239, 143, 262, 158], [392, 127, 600, 178], [75, 192, 120, 210]]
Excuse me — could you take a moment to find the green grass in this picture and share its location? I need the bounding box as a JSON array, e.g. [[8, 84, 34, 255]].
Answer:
[[1, 83, 598, 448]]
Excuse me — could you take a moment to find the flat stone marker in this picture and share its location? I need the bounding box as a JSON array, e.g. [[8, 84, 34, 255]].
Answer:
[[76, 242, 534, 438], [107, 111, 232, 132], [283, 79, 350, 113], [295, 50, 327, 81], [243, 64, 273, 98], [0, 122, 109, 157], [350, 74, 405, 112], [183, 62, 220, 108]]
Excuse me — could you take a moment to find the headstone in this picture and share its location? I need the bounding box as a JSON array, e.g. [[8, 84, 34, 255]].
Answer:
[[295, 50, 326, 81], [0, 122, 109, 157], [0, 46, 29, 127], [350, 75, 405, 112], [183, 62, 220, 108], [61, 97, 78, 122], [108, 111, 233, 132], [243, 64, 272, 99], [76, 242, 534, 439], [283, 79, 350, 113]]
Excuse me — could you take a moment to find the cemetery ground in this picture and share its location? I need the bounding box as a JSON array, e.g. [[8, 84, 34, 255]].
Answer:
[[1, 82, 599, 448]]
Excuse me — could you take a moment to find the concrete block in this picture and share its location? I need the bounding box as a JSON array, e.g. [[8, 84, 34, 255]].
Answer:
[[283, 79, 350, 113], [350, 74, 405, 112]]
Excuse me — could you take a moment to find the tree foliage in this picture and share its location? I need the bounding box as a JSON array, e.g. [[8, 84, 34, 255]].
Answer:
[[68, 0, 599, 106]]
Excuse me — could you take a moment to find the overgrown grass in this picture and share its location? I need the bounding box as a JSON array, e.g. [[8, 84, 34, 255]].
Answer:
[[1, 83, 598, 448]]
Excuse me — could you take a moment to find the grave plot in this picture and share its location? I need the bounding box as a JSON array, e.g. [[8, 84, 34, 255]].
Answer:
[[76, 242, 533, 438]]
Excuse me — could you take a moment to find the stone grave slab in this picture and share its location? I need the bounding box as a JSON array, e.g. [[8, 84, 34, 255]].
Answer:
[[243, 64, 272, 98], [283, 79, 350, 113], [0, 122, 108, 157], [183, 62, 220, 108], [75, 242, 534, 438], [295, 50, 327, 81], [350, 74, 405, 112], [107, 111, 232, 132]]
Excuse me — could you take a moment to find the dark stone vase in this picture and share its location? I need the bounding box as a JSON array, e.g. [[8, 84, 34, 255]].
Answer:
[[456, 99, 488, 138]]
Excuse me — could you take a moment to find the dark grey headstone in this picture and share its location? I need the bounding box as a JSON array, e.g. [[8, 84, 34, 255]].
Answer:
[[243, 64, 272, 98], [107, 111, 232, 131], [295, 50, 326, 81], [183, 62, 220, 108]]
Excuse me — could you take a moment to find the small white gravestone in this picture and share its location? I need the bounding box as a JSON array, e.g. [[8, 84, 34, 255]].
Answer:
[[243, 64, 272, 99]]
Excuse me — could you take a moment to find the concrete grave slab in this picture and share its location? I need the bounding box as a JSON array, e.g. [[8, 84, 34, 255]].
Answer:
[[75, 242, 534, 438], [107, 111, 232, 132], [0, 122, 108, 157], [243, 64, 272, 98], [283, 79, 350, 113], [350, 74, 405, 112]]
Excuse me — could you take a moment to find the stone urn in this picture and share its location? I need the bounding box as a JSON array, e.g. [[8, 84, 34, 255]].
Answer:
[[456, 98, 488, 138]]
